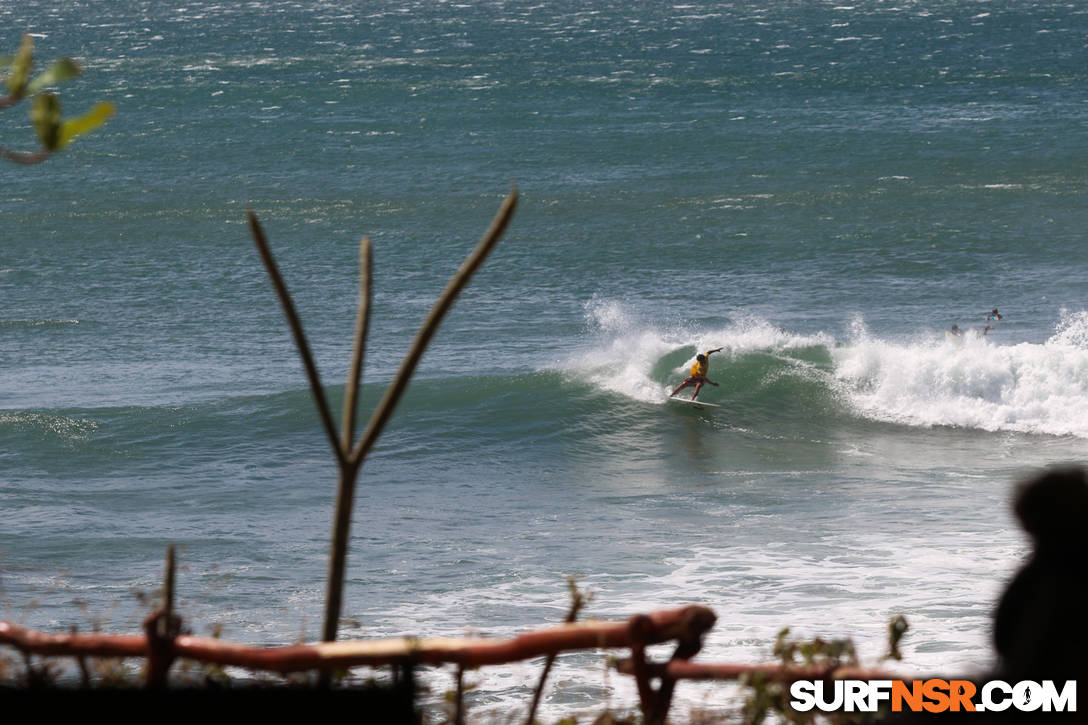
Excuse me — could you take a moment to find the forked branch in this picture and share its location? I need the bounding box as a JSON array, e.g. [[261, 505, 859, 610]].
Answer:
[[248, 188, 519, 649], [325, 187, 518, 644], [348, 188, 518, 465]]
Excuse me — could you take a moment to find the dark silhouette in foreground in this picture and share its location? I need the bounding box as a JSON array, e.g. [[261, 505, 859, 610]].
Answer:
[[895, 465, 1088, 723], [994, 466, 1088, 694]]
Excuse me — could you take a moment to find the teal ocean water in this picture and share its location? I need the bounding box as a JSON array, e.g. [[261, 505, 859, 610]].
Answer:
[[3, 0, 1088, 717]]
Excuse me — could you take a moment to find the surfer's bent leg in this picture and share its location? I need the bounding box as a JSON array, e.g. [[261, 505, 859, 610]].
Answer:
[[671, 377, 694, 397]]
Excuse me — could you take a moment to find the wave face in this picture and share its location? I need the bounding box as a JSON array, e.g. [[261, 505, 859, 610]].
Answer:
[[567, 300, 1088, 439]]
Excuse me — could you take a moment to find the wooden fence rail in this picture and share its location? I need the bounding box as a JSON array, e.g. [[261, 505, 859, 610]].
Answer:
[[0, 604, 931, 723], [1, 605, 712, 673], [613, 658, 905, 683]]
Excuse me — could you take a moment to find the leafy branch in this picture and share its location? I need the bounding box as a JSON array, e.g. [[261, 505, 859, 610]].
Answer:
[[1, 34, 114, 164], [740, 617, 910, 725]]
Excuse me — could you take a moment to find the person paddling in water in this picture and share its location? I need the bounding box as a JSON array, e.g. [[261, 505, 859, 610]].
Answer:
[[671, 348, 723, 401]]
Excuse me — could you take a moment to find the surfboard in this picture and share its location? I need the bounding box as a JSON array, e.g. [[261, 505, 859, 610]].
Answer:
[[668, 397, 720, 410]]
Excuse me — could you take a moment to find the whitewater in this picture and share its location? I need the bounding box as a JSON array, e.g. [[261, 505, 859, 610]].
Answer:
[[572, 300, 1088, 440]]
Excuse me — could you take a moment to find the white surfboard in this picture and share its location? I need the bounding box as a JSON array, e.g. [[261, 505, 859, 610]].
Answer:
[[668, 397, 720, 410]]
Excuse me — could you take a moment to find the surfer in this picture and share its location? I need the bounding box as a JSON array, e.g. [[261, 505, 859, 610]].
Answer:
[[670, 347, 723, 401], [987, 308, 1003, 322]]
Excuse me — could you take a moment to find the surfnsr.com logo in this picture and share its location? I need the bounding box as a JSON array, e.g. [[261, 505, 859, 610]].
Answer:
[[789, 679, 1077, 714]]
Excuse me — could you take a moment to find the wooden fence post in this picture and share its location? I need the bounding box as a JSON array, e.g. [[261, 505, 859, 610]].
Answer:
[[143, 544, 182, 687]]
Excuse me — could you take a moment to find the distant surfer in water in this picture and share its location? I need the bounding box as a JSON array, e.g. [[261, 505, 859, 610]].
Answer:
[[948, 323, 994, 339], [988, 308, 1003, 322], [670, 347, 723, 401]]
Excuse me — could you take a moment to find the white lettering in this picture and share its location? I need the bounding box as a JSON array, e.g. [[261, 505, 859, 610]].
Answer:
[[816, 680, 844, 711], [844, 680, 868, 712], [1013, 680, 1043, 711], [790, 680, 817, 712], [868, 680, 893, 711], [1042, 680, 1077, 712], [982, 680, 1012, 711], [789, 678, 1076, 715]]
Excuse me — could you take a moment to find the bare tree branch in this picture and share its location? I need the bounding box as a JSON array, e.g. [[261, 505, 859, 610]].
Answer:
[[341, 236, 372, 452], [348, 187, 518, 466], [321, 189, 518, 646], [247, 210, 343, 463]]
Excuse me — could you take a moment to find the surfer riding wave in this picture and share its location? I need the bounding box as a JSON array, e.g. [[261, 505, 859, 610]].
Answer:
[[670, 347, 722, 401]]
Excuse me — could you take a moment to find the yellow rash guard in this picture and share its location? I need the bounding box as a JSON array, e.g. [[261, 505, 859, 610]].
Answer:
[[690, 358, 708, 378]]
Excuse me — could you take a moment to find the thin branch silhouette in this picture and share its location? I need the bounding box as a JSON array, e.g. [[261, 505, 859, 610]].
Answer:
[[348, 188, 518, 465], [341, 236, 372, 453], [248, 188, 518, 649], [248, 210, 344, 465]]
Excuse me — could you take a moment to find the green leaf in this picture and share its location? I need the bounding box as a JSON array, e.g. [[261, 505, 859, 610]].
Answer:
[[57, 100, 115, 149], [27, 57, 81, 95], [7, 34, 35, 98], [30, 92, 61, 151]]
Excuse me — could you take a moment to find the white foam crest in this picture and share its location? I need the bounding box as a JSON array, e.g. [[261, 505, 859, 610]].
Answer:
[[566, 298, 678, 403], [713, 312, 833, 354], [565, 300, 832, 404], [0, 412, 99, 439], [834, 314, 1088, 437], [1048, 308, 1088, 348]]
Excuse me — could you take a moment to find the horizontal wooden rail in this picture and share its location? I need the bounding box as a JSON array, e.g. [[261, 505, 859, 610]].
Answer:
[[2, 607, 961, 725], [0, 625, 147, 659], [614, 658, 913, 683], [1, 605, 716, 675]]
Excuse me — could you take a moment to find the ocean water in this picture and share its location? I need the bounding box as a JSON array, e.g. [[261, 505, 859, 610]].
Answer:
[[3, 0, 1088, 719]]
